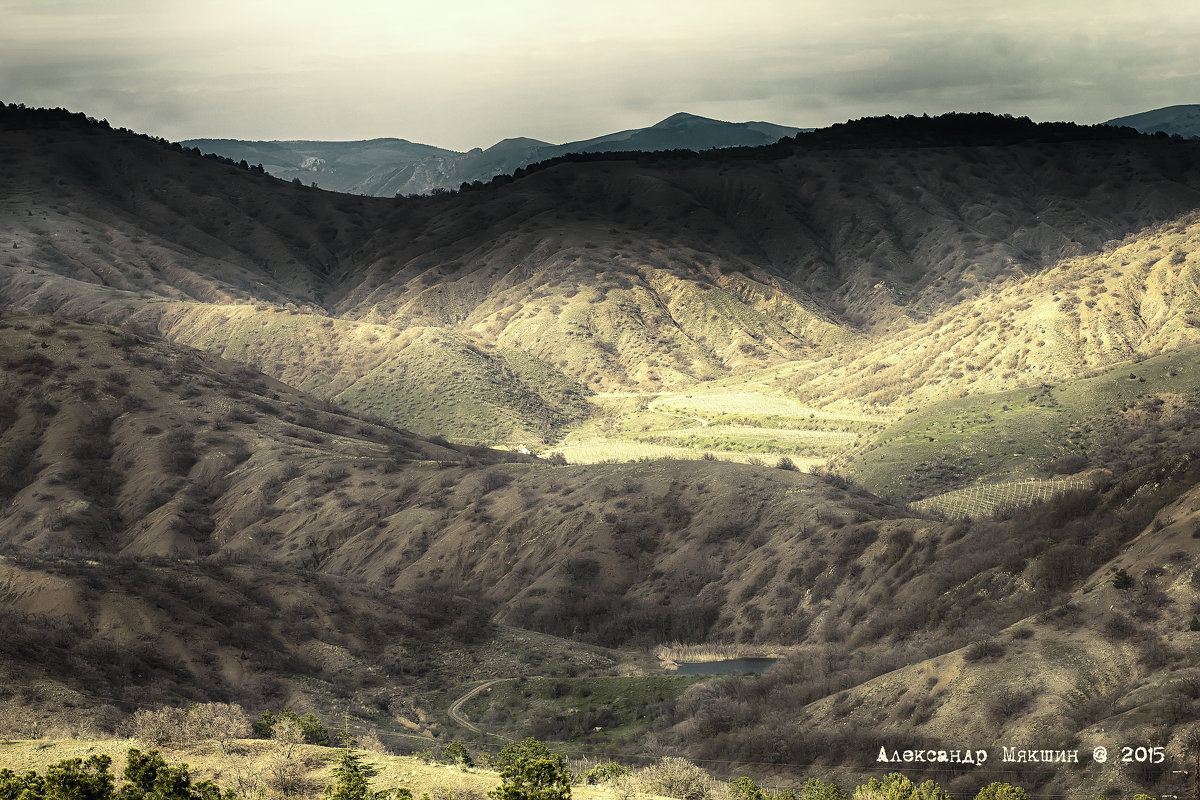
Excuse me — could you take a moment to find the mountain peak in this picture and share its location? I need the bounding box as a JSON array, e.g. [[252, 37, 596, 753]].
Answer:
[[650, 112, 724, 129], [485, 136, 553, 151]]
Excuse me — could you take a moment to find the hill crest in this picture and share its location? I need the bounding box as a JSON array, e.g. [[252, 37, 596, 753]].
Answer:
[[180, 111, 805, 195]]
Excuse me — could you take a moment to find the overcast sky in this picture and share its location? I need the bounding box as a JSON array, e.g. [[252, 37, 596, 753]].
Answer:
[[3, 0, 1198, 151]]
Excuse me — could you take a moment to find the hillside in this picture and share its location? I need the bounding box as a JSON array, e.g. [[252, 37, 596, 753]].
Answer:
[[8, 106, 1200, 451], [0, 316, 954, 650], [2, 314, 1198, 796], [6, 105, 1200, 796], [182, 112, 805, 197], [1107, 104, 1200, 139]]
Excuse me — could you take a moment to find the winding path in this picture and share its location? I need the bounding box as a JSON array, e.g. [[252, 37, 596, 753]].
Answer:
[[447, 679, 505, 736]]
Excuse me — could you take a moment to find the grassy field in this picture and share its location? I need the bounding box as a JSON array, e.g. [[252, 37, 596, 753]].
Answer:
[[452, 675, 705, 752], [652, 425, 858, 443], [544, 388, 884, 469], [540, 439, 824, 469], [846, 342, 1200, 501], [650, 392, 889, 422]]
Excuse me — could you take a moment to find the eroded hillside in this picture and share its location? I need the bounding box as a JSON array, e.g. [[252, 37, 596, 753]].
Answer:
[[6, 108, 1200, 445], [4, 107, 1200, 796]]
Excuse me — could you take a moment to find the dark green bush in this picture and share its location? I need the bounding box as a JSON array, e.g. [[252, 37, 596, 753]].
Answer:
[[0, 750, 234, 800]]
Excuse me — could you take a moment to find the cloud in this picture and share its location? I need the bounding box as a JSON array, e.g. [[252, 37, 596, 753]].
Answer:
[[2, 0, 1198, 145]]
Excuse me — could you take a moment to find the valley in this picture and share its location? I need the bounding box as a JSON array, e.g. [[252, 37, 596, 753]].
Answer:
[[541, 388, 879, 469], [2, 104, 1200, 798]]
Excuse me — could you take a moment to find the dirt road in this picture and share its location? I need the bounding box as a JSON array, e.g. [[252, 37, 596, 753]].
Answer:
[[447, 679, 504, 735]]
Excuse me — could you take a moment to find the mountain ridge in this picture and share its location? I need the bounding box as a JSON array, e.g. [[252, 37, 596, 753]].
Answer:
[[1106, 103, 1200, 139], [181, 111, 807, 196]]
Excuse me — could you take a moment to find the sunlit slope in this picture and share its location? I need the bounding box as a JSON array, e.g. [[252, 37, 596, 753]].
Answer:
[[8, 111, 1200, 425], [546, 389, 882, 469], [782, 210, 1200, 411], [842, 342, 1200, 501], [154, 304, 589, 443]]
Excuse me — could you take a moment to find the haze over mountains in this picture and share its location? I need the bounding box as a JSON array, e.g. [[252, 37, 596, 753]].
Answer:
[[182, 112, 807, 196], [1106, 104, 1200, 139], [182, 104, 1200, 200], [4, 103, 1200, 797]]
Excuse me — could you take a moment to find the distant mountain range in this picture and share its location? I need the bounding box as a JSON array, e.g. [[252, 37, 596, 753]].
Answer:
[[1105, 103, 1200, 139], [182, 112, 807, 196]]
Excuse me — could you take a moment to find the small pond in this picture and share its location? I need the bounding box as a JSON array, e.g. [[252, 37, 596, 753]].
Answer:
[[672, 658, 777, 675]]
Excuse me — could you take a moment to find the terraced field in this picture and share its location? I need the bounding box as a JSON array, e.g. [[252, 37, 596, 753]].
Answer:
[[545, 389, 888, 469], [542, 439, 824, 470], [657, 425, 859, 443], [908, 477, 1095, 520], [650, 392, 891, 422]]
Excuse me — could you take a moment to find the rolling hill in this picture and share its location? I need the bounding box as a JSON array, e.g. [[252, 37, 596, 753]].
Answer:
[[181, 112, 807, 197], [1107, 104, 1200, 139], [4, 104, 1200, 796]]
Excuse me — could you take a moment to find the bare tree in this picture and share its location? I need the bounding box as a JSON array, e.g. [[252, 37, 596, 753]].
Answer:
[[273, 716, 306, 760]]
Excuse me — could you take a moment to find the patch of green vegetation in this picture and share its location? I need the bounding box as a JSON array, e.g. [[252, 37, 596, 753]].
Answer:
[[557, 387, 878, 468], [848, 343, 1200, 501], [697, 413, 878, 431], [634, 432, 833, 457], [457, 675, 705, 752]]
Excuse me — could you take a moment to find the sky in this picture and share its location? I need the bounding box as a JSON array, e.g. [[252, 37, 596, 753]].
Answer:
[[3, 0, 1199, 151]]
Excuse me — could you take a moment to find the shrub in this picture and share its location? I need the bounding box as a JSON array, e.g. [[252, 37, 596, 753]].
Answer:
[[263, 751, 321, 799], [728, 777, 768, 800], [1102, 612, 1137, 640], [492, 739, 558, 773], [44, 755, 115, 800], [254, 708, 331, 746], [272, 717, 307, 760], [1112, 569, 1134, 589], [974, 784, 1027, 800], [583, 762, 630, 786], [488, 756, 571, 800], [963, 639, 1005, 662], [0, 768, 44, 800], [796, 778, 846, 800], [129, 707, 187, 745], [480, 470, 513, 494], [427, 789, 483, 800], [1042, 453, 1087, 475], [439, 742, 474, 768], [184, 702, 251, 753], [0, 750, 235, 800], [851, 773, 948, 800], [121, 748, 234, 800], [987, 686, 1038, 723], [639, 757, 711, 800]]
